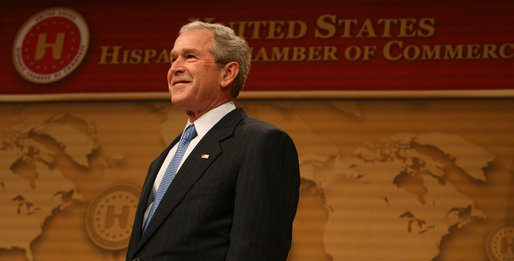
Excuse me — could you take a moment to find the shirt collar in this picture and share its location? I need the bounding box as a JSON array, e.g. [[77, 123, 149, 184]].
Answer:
[[184, 101, 236, 139]]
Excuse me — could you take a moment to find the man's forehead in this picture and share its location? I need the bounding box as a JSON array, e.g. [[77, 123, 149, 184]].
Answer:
[[171, 29, 213, 54]]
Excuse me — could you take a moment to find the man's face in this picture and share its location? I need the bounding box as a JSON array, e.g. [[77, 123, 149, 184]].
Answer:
[[167, 29, 224, 117]]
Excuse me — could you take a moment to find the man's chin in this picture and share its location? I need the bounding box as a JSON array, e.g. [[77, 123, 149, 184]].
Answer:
[[171, 95, 189, 109], [171, 97, 182, 106]]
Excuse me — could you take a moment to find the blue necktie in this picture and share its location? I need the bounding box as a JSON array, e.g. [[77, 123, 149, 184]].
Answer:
[[143, 124, 197, 233]]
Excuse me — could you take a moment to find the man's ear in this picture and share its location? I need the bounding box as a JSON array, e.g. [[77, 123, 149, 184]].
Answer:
[[220, 62, 239, 89]]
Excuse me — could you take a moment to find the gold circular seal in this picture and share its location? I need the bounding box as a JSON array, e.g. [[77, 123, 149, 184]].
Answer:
[[485, 221, 514, 261], [12, 7, 89, 84], [85, 183, 140, 250]]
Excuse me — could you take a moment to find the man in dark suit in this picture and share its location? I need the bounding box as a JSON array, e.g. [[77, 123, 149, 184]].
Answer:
[[126, 21, 300, 261]]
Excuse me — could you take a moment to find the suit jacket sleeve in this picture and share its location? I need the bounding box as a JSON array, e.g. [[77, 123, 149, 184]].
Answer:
[[226, 127, 300, 260]]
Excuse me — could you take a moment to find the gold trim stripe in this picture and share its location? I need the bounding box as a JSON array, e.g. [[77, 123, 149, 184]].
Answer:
[[1, 90, 514, 102]]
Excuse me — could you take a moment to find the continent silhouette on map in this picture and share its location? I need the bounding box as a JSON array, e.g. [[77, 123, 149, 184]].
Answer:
[[0, 114, 100, 260], [301, 132, 491, 261]]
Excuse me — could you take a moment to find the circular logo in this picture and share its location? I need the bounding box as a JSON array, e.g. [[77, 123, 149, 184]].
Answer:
[[486, 221, 514, 261], [85, 184, 140, 250], [12, 7, 89, 84]]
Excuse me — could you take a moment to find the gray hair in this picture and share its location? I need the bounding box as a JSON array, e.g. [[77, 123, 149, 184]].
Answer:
[[179, 21, 251, 98]]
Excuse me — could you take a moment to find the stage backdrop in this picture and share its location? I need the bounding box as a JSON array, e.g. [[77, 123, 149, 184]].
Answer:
[[1, 1, 514, 261], [1, 0, 513, 100]]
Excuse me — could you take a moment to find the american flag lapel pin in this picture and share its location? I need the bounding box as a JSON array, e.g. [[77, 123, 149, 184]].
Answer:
[[201, 154, 210, 159]]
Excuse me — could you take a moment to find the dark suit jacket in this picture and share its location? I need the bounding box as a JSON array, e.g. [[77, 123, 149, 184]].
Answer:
[[126, 108, 300, 261]]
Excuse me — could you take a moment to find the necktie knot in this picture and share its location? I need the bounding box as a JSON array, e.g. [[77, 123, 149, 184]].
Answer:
[[182, 124, 197, 143]]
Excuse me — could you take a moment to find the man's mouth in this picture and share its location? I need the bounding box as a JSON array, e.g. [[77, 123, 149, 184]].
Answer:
[[173, 79, 191, 86]]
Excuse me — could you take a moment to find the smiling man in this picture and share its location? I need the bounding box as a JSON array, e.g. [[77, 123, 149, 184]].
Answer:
[[126, 21, 300, 261]]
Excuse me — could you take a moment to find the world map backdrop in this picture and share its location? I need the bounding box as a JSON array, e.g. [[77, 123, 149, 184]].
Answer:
[[0, 99, 512, 261]]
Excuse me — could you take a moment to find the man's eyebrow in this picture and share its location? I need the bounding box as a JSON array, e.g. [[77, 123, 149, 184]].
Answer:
[[170, 48, 199, 57]]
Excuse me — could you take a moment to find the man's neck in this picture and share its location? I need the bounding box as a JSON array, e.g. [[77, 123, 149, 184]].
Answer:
[[186, 98, 234, 123]]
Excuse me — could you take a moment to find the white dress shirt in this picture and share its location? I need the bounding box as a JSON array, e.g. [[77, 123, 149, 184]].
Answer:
[[143, 101, 236, 226]]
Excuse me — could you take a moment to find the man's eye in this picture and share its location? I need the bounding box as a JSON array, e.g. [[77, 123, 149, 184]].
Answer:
[[186, 54, 196, 59], [170, 57, 177, 63]]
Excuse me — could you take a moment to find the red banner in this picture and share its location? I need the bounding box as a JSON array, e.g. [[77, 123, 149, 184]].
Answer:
[[1, 0, 513, 100]]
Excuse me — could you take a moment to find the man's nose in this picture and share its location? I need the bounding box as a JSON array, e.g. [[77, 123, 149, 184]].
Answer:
[[170, 57, 185, 74]]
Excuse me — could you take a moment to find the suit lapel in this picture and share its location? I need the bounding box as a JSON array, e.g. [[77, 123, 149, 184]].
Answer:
[[134, 108, 247, 251], [127, 135, 180, 257]]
